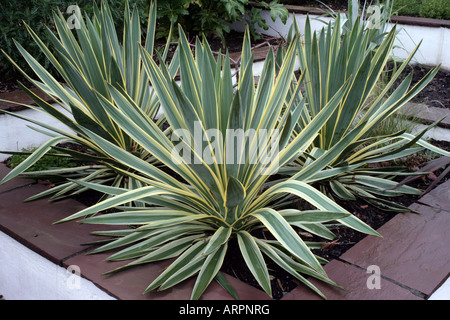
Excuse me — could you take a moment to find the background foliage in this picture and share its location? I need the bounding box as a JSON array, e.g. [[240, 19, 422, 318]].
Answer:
[[279, 0, 450, 19], [0, 0, 287, 80], [0, 0, 149, 79], [387, 0, 450, 19]]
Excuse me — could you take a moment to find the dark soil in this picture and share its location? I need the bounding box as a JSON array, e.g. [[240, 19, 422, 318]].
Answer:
[[396, 63, 450, 109]]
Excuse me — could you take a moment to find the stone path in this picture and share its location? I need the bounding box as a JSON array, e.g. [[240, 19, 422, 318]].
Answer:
[[0, 163, 449, 300]]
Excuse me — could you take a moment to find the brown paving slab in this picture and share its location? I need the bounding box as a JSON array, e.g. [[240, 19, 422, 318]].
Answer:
[[0, 87, 52, 112], [228, 46, 270, 65], [418, 179, 450, 211], [340, 203, 450, 296], [282, 260, 423, 300], [64, 251, 271, 300], [390, 15, 450, 28], [0, 183, 116, 264], [0, 163, 36, 193]]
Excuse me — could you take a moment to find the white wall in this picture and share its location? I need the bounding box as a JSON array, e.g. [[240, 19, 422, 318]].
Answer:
[[391, 23, 450, 68], [0, 231, 115, 300], [0, 104, 75, 162], [231, 11, 450, 68]]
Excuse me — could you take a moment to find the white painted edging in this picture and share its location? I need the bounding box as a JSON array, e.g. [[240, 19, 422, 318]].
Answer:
[[0, 104, 75, 162], [428, 277, 450, 300], [231, 10, 450, 68], [0, 230, 115, 300]]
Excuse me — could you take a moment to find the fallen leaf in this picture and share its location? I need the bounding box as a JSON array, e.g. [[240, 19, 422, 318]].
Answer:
[[321, 240, 339, 250]]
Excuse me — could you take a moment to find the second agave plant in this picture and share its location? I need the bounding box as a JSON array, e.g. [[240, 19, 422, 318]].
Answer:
[[54, 24, 381, 300], [284, 15, 450, 212], [0, 1, 178, 202]]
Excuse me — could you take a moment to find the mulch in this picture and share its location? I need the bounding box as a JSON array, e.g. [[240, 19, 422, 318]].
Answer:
[[396, 63, 450, 110]]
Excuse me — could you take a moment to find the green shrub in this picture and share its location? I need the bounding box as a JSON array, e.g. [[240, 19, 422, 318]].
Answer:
[[419, 0, 450, 20], [0, 0, 149, 80], [156, 0, 289, 43], [387, 0, 450, 19], [8, 148, 80, 173], [390, 0, 421, 16]]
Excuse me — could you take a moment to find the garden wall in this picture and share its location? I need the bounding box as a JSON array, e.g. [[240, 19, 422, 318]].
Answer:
[[0, 104, 75, 162], [0, 230, 115, 300], [231, 9, 450, 68]]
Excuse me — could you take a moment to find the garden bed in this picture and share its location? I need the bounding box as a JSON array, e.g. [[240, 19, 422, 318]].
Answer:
[[2, 57, 449, 301], [2, 139, 449, 300], [396, 63, 450, 109], [1, 2, 449, 301]]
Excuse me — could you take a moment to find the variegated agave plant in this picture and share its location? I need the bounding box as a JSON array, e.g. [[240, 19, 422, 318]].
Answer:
[[283, 15, 450, 212], [55, 26, 379, 300], [0, 1, 177, 202]]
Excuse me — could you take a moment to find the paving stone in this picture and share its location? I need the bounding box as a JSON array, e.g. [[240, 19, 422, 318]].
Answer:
[[418, 179, 450, 211], [64, 251, 271, 300], [399, 103, 450, 128], [0, 163, 36, 194], [282, 260, 422, 300], [0, 183, 115, 264], [229, 46, 269, 65], [340, 203, 450, 297], [0, 87, 52, 112]]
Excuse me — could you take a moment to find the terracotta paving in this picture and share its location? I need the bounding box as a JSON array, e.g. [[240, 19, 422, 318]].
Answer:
[[0, 87, 53, 112], [0, 162, 449, 300]]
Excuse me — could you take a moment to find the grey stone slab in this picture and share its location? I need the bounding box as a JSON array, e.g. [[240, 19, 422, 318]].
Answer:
[[340, 203, 450, 296], [418, 178, 450, 211], [400, 103, 450, 128], [282, 260, 422, 300]]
